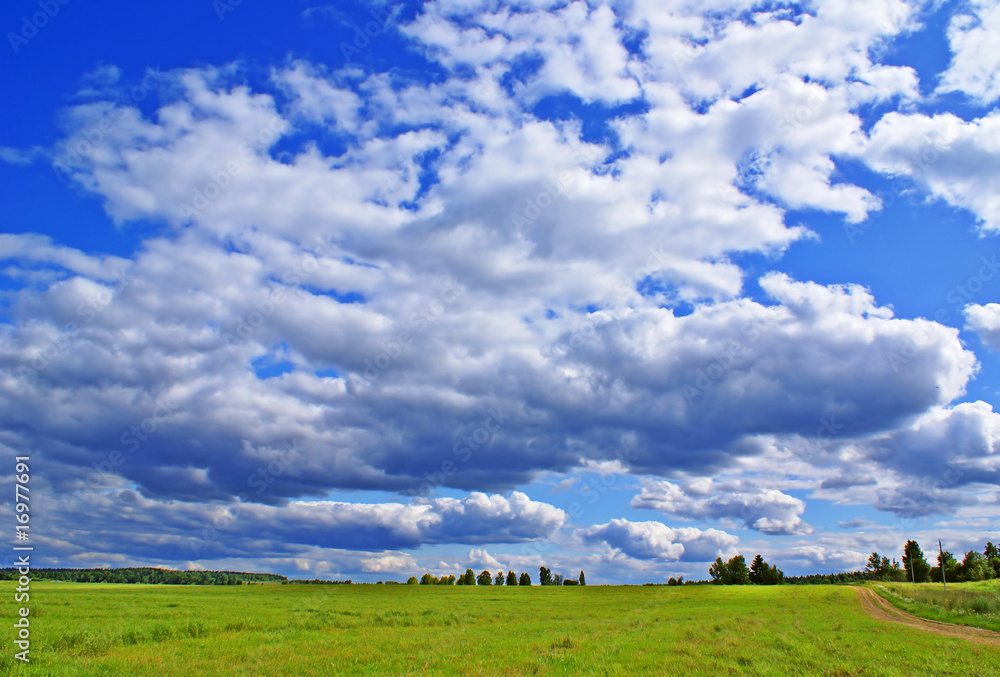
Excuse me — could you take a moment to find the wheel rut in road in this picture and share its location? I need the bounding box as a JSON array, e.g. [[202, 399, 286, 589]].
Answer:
[[853, 586, 1000, 647]]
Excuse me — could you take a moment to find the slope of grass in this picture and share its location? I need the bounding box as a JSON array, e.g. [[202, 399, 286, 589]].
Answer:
[[868, 580, 1000, 633], [1, 581, 998, 676]]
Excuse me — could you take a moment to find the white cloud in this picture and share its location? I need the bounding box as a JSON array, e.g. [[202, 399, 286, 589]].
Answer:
[[582, 518, 738, 562], [273, 61, 363, 130], [966, 303, 1000, 350], [3, 0, 998, 577], [631, 479, 812, 535], [865, 110, 1000, 231], [938, 0, 1000, 104]]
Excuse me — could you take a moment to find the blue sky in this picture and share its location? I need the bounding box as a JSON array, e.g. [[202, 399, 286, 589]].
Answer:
[[2, 0, 1000, 583]]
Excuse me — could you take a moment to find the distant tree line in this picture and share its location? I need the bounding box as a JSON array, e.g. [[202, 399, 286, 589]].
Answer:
[[406, 567, 586, 586], [0, 568, 286, 585], [866, 540, 1000, 583], [287, 579, 352, 585], [784, 571, 875, 585], [708, 554, 784, 585]]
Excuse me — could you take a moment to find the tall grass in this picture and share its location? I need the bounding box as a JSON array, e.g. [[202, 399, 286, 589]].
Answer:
[[874, 580, 1000, 631]]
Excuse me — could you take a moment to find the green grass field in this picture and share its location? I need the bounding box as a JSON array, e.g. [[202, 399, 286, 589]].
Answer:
[[2, 582, 998, 676], [868, 579, 1000, 632]]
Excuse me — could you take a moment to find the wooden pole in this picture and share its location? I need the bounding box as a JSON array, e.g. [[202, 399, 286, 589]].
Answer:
[[938, 540, 947, 591]]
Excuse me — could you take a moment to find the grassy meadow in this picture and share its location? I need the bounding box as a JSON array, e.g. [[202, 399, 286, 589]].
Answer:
[[2, 581, 999, 676], [868, 579, 1000, 632]]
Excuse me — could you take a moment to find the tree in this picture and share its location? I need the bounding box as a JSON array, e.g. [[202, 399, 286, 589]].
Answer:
[[728, 555, 750, 585], [519, 572, 531, 586], [553, 573, 563, 586], [749, 555, 766, 585], [763, 563, 784, 585], [931, 550, 958, 583], [709, 555, 750, 585], [506, 570, 518, 586], [579, 570, 586, 586], [985, 542, 1000, 580], [407, 576, 418, 585], [463, 568, 476, 586], [539, 566, 552, 586], [902, 540, 931, 582], [748, 555, 784, 585], [961, 550, 987, 581], [477, 570, 492, 586], [420, 573, 437, 585], [494, 571, 505, 585], [865, 552, 889, 580], [709, 558, 729, 585]]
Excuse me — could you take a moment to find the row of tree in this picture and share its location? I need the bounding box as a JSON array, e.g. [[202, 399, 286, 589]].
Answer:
[[406, 567, 586, 586], [867, 540, 1000, 583], [784, 571, 875, 585], [0, 568, 287, 585], [708, 555, 785, 585]]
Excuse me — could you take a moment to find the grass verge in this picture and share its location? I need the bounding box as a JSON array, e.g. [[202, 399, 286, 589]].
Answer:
[[867, 580, 1000, 633]]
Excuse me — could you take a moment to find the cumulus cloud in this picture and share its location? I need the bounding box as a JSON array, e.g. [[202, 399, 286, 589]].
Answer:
[[966, 303, 1000, 350], [631, 479, 812, 535], [26, 489, 565, 567], [2, 0, 998, 577], [861, 402, 1000, 491], [582, 518, 738, 562], [938, 0, 1000, 104], [865, 110, 1000, 231]]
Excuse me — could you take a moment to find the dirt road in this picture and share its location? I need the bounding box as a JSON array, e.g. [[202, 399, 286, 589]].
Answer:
[[853, 586, 1000, 647]]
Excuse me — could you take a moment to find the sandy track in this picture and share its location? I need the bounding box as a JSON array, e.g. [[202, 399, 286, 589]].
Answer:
[[853, 586, 1000, 647]]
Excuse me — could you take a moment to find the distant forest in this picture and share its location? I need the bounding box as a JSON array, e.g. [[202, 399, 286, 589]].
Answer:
[[0, 568, 287, 585]]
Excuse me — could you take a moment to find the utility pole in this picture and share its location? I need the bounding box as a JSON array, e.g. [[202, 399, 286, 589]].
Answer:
[[938, 540, 947, 591]]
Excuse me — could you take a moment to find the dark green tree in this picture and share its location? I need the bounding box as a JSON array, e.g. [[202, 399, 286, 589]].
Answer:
[[709, 557, 729, 584], [463, 568, 476, 586], [749, 554, 766, 584], [902, 540, 931, 582], [506, 570, 518, 586], [763, 563, 784, 585], [961, 550, 987, 581], [519, 572, 531, 586], [728, 555, 750, 585], [553, 573, 563, 586], [865, 552, 892, 580], [983, 542, 1000, 579], [494, 570, 505, 585], [539, 566, 552, 586], [477, 570, 492, 586], [931, 550, 958, 583], [407, 576, 418, 585], [579, 570, 586, 586], [710, 555, 749, 585]]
